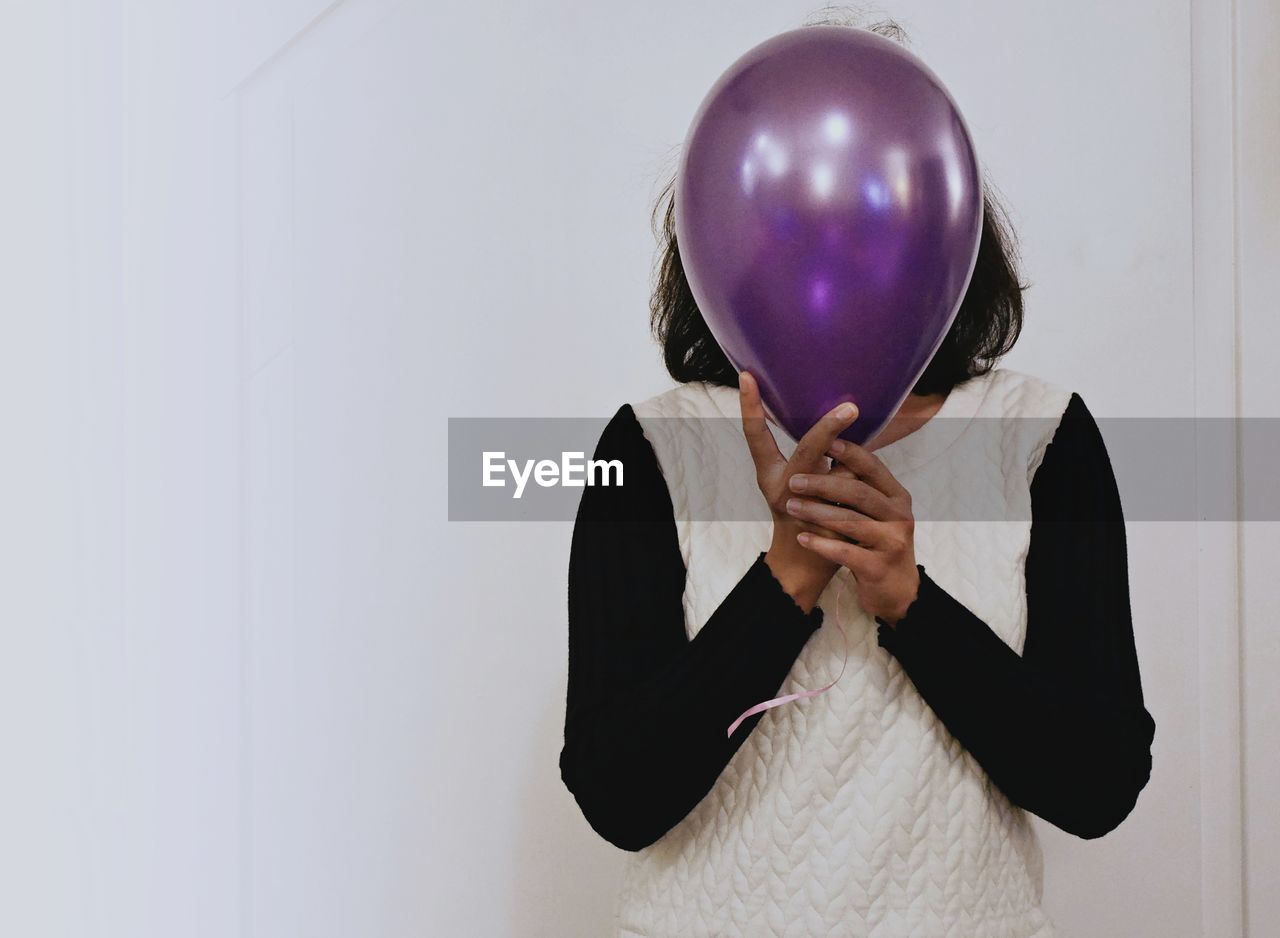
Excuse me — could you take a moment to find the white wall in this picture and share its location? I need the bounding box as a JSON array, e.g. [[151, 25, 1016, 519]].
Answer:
[[1237, 0, 1280, 934], [1, 3, 240, 936], [3, 1, 1273, 935]]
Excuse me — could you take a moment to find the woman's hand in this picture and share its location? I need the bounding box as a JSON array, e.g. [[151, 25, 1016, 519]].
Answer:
[[785, 437, 921, 625], [739, 371, 858, 613]]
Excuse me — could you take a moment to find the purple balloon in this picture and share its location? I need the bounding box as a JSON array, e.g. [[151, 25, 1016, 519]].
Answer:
[[675, 26, 983, 445]]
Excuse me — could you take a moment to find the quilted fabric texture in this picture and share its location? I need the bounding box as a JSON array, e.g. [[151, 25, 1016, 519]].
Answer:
[[621, 368, 1073, 938]]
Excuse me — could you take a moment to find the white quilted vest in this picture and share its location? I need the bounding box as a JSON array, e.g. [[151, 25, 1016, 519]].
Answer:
[[619, 367, 1073, 938]]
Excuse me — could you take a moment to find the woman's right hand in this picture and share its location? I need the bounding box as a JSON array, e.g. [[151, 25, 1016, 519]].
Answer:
[[738, 370, 860, 613]]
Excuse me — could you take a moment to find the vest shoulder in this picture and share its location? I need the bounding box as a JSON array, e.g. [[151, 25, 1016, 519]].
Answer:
[[975, 367, 1074, 420], [631, 381, 738, 421], [629, 370, 1076, 421]]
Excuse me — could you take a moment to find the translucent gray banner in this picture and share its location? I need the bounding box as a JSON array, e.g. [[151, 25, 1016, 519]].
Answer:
[[447, 417, 1280, 522]]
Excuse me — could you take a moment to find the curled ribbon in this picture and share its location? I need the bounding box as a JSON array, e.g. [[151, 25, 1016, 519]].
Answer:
[[726, 573, 850, 738]]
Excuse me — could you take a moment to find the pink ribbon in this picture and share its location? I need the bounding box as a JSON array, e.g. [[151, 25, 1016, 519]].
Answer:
[[726, 573, 850, 738]]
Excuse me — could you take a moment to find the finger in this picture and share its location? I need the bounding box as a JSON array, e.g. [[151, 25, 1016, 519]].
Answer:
[[799, 518, 846, 541], [788, 472, 901, 521], [784, 495, 880, 543], [796, 532, 884, 579], [826, 439, 909, 499], [738, 371, 784, 471], [789, 400, 859, 471]]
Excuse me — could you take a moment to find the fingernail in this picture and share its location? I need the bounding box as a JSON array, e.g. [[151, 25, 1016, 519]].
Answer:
[[785, 497, 800, 514], [829, 439, 848, 455], [835, 402, 857, 421], [797, 532, 811, 546], [789, 475, 808, 492]]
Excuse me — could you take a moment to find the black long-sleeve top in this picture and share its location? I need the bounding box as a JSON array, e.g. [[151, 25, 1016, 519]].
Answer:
[[558, 391, 1156, 852]]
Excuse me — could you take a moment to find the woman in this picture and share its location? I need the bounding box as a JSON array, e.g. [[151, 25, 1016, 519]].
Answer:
[[559, 18, 1155, 938]]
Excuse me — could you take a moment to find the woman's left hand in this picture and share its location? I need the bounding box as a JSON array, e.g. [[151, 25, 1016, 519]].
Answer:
[[784, 438, 920, 625]]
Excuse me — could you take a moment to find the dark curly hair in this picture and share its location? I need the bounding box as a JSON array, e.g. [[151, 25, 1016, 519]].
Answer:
[[649, 8, 1026, 397]]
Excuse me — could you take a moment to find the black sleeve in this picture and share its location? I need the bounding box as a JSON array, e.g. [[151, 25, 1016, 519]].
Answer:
[[558, 403, 824, 852], [874, 392, 1156, 840]]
